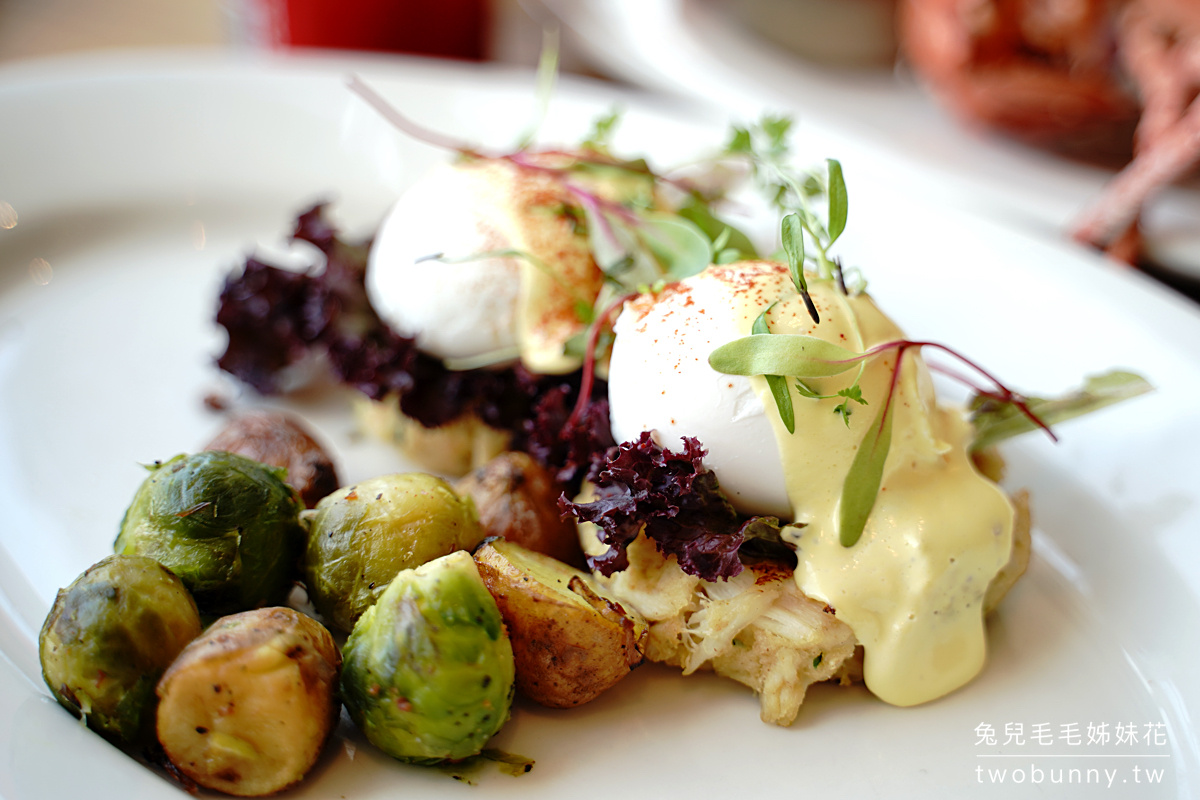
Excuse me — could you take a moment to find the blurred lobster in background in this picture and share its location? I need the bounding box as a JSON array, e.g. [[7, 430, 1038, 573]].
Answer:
[[899, 0, 1200, 264]]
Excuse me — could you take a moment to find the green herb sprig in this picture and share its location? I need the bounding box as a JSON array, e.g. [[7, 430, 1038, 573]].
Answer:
[[725, 117, 850, 322], [709, 333, 1066, 546]]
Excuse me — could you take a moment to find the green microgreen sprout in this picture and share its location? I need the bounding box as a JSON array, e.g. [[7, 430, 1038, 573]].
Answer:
[[793, 366, 869, 427], [753, 304, 795, 434], [514, 25, 561, 151], [580, 107, 623, 154], [709, 333, 1061, 546], [724, 116, 852, 322]]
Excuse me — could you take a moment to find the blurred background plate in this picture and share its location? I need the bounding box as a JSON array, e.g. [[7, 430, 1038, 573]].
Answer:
[[543, 0, 1200, 285]]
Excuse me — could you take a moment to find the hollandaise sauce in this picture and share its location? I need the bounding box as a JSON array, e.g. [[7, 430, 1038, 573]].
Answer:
[[746, 271, 1015, 706]]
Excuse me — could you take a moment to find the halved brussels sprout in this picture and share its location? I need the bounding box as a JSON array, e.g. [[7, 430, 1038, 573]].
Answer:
[[113, 451, 304, 615], [340, 550, 514, 764], [303, 473, 484, 632], [39, 554, 202, 747]]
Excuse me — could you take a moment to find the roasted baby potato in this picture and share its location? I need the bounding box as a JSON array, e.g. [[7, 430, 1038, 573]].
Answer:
[[456, 452, 585, 567], [474, 538, 648, 709], [155, 607, 341, 797], [204, 410, 339, 508], [39, 554, 202, 748]]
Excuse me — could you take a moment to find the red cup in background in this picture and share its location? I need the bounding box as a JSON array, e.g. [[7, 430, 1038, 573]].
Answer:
[[238, 0, 491, 60]]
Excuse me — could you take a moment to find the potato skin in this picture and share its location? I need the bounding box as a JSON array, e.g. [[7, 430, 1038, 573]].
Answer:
[[204, 410, 339, 508], [456, 452, 585, 568], [474, 539, 646, 709], [155, 607, 341, 797]]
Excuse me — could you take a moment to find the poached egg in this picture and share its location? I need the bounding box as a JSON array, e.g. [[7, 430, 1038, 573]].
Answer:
[[607, 261, 1015, 706], [366, 156, 651, 375]]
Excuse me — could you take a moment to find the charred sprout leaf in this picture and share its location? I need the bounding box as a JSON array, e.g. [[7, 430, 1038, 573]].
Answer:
[[737, 516, 802, 563], [753, 305, 795, 434], [739, 520, 796, 551], [709, 333, 866, 379], [826, 159, 848, 245], [438, 749, 535, 783], [481, 749, 536, 776], [969, 370, 1153, 452], [839, 398, 895, 547], [560, 432, 746, 581]]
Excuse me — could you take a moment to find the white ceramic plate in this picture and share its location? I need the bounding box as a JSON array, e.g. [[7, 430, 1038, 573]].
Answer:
[[548, 0, 1200, 277], [1, 52, 1198, 800]]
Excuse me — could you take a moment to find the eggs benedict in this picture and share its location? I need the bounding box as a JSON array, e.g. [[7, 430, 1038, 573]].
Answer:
[[366, 154, 656, 375], [601, 261, 1019, 709]]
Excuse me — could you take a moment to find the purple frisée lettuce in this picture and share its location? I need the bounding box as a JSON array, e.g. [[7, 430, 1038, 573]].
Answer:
[[559, 432, 793, 582], [214, 203, 610, 487]]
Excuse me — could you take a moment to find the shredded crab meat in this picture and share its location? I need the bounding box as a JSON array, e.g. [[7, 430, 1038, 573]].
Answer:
[[582, 487, 1030, 725], [591, 533, 858, 726], [679, 570, 780, 674]]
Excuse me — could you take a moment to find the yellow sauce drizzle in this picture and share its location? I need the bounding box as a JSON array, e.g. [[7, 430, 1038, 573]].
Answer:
[[738, 272, 1014, 705]]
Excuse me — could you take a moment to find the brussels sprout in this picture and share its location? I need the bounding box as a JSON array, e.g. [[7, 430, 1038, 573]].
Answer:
[[39, 554, 202, 747], [303, 473, 484, 632], [340, 550, 514, 764], [113, 451, 304, 615]]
